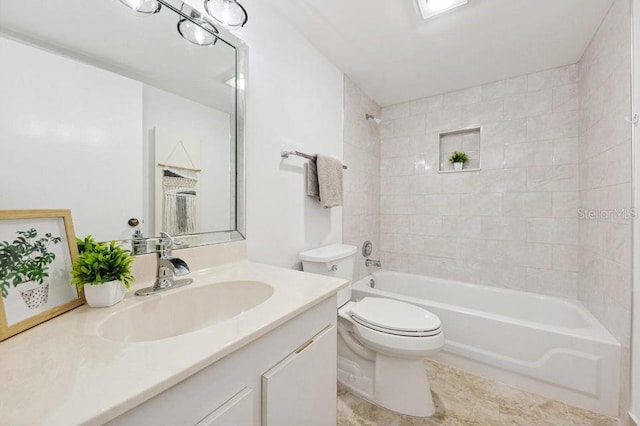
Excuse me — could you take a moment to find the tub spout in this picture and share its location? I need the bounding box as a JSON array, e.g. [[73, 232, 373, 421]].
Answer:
[[365, 259, 381, 268]]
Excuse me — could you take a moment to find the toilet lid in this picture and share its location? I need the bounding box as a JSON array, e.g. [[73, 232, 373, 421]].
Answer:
[[349, 298, 441, 335]]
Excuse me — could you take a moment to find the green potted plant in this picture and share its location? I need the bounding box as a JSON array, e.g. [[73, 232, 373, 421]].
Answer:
[[448, 151, 469, 171], [0, 229, 62, 309], [71, 236, 134, 307]]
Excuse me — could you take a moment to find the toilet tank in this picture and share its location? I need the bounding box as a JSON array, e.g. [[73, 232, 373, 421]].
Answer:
[[299, 244, 357, 307]]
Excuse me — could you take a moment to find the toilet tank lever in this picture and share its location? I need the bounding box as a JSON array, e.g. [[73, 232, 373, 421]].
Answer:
[[329, 265, 338, 272]]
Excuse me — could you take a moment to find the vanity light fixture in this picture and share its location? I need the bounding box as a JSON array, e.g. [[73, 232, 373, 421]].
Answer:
[[119, 0, 161, 15], [203, 0, 248, 30], [177, 15, 219, 46], [417, 0, 469, 20]]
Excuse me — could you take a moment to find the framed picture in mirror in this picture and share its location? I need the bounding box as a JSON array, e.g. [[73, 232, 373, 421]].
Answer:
[[0, 210, 84, 341]]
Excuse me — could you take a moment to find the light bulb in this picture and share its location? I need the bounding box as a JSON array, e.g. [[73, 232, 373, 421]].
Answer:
[[177, 18, 218, 46], [222, 0, 232, 24], [204, 0, 248, 30], [119, 0, 161, 14], [427, 0, 455, 11]]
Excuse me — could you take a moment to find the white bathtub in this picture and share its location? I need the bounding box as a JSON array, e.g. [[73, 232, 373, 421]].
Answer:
[[352, 271, 621, 416]]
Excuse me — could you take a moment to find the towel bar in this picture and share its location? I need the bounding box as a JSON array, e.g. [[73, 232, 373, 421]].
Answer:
[[280, 150, 348, 169]]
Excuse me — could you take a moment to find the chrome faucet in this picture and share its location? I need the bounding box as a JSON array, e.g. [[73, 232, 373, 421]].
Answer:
[[365, 258, 381, 268], [135, 232, 193, 296]]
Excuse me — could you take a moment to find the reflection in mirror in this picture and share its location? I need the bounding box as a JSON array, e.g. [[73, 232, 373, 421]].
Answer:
[[0, 0, 245, 251]]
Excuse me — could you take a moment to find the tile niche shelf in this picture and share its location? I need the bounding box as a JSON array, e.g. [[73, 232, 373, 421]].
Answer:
[[438, 126, 481, 173]]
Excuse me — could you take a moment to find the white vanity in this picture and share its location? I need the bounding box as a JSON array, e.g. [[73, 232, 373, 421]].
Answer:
[[0, 242, 347, 425]]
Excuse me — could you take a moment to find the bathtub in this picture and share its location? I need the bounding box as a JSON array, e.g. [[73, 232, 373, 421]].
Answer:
[[352, 271, 621, 416]]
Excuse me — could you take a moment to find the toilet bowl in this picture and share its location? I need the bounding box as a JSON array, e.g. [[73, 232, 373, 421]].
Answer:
[[299, 244, 444, 417]]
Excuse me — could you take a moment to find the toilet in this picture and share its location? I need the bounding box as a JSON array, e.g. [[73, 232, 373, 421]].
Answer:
[[299, 244, 444, 417]]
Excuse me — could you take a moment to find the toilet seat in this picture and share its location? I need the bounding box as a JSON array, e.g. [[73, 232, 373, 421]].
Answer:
[[349, 297, 441, 337], [339, 298, 444, 358]]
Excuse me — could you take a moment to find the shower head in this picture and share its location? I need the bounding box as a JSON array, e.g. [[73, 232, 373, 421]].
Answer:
[[365, 113, 381, 124]]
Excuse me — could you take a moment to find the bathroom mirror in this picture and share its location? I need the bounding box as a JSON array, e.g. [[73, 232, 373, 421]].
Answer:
[[0, 0, 246, 251]]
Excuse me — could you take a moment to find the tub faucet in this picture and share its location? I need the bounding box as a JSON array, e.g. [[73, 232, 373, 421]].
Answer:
[[134, 232, 193, 296], [365, 258, 381, 268]]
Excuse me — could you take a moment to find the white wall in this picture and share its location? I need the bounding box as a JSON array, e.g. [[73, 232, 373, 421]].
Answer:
[[0, 36, 143, 241], [184, 0, 345, 269], [142, 85, 232, 237]]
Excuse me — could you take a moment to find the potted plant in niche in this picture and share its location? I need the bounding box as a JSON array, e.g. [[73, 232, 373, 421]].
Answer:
[[448, 151, 469, 171], [71, 236, 134, 308], [0, 229, 62, 309]]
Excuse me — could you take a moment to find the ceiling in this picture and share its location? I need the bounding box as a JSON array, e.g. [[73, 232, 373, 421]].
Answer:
[[265, 0, 616, 107]]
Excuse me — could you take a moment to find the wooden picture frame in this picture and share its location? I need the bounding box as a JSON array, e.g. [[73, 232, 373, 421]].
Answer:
[[0, 210, 84, 341]]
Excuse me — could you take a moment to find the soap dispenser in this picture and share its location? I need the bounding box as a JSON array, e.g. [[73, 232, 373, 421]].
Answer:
[[128, 218, 146, 255]]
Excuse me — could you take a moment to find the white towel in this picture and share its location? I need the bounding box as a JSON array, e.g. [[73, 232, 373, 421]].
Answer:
[[316, 155, 343, 208]]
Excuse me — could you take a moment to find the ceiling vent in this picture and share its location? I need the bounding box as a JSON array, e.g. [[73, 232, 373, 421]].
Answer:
[[416, 0, 469, 20]]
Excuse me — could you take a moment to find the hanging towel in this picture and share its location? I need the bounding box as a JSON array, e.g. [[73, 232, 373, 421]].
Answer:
[[305, 161, 320, 199], [316, 155, 344, 208]]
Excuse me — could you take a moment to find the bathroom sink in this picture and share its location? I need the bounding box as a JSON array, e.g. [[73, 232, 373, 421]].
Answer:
[[98, 281, 274, 343]]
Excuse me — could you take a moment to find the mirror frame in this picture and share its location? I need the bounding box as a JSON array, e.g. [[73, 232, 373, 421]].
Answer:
[[0, 0, 247, 251], [131, 0, 248, 250]]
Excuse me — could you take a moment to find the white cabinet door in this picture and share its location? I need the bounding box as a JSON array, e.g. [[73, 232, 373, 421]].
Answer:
[[262, 325, 337, 426], [196, 387, 254, 426]]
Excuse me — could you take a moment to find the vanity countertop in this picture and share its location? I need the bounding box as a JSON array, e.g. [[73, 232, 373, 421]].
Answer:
[[0, 256, 347, 425]]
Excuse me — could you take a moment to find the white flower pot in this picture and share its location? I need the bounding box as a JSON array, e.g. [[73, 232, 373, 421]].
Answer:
[[83, 280, 125, 308], [453, 162, 463, 171]]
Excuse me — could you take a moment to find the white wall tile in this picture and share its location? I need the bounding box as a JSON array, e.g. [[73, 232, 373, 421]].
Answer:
[[342, 76, 381, 281], [552, 192, 579, 218], [424, 194, 460, 215], [527, 110, 580, 141], [503, 192, 552, 217], [553, 137, 579, 165], [443, 86, 482, 107], [440, 216, 482, 239], [381, 215, 409, 234], [409, 215, 444, 236], [377, 64, 585, 302], [525, 269, 578, 298], [459, 193, 503, 216], [527, 64, 578, 92], [481, 76, 528, 100], [527, 218, 578, 245], [526, 165, 579, 191], [503, 241, 554, 269], [552, 84, 579, 113], [480, 217, 527, 241], [504, 142, 554, 168], [503, 89, 553, 120]]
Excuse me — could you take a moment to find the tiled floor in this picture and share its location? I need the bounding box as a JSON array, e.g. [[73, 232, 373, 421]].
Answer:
[[337, 359, 619, 426]]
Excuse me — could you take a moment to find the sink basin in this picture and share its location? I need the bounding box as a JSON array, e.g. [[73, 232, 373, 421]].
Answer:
[[98, 281, 274, 342]]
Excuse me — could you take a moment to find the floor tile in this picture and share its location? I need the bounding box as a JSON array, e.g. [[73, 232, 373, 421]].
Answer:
[[337, 359, 618, 426]]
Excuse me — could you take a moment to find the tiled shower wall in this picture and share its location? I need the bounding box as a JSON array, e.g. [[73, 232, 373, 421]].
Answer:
[[343, 77, 381, 281], [378, 64, 581, 298], [578, 0, 632, 416]]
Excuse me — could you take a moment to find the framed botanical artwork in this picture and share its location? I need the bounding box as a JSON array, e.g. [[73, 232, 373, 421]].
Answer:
[[0, 210, 84, 341]]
